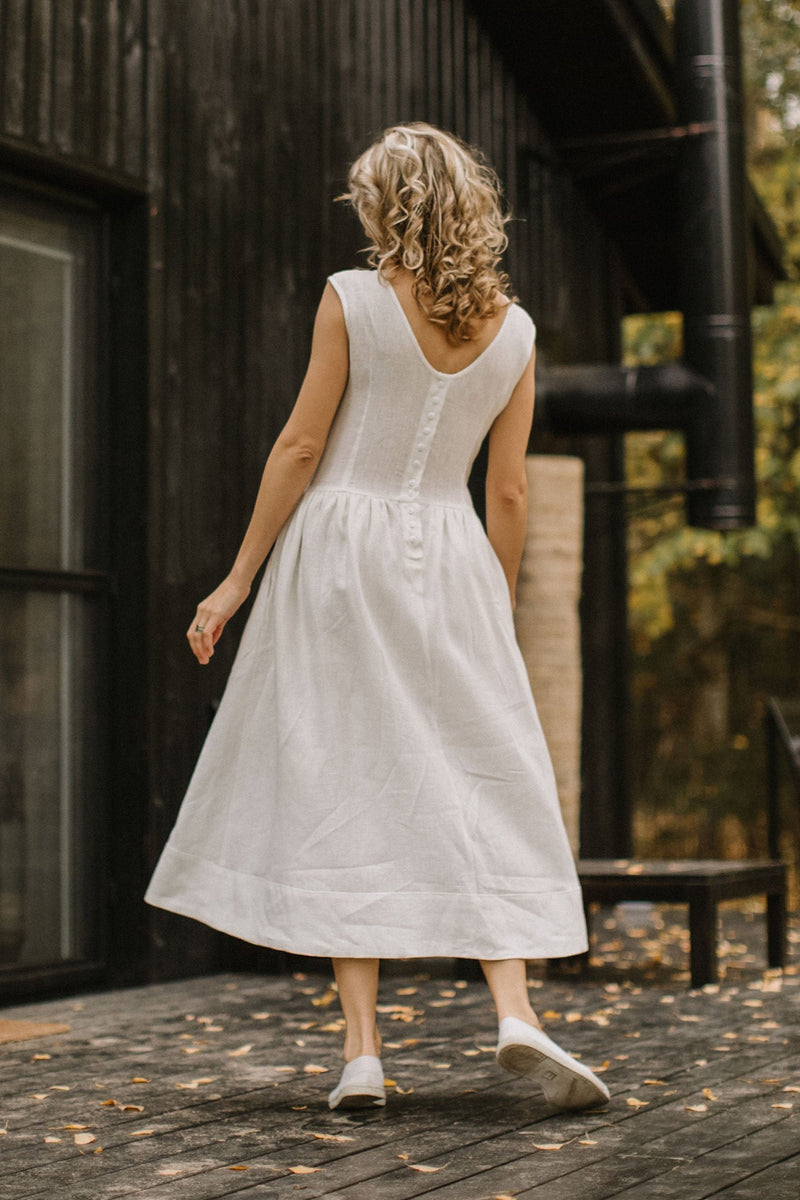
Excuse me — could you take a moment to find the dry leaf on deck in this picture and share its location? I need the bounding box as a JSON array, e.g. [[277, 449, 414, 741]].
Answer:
[[229, 1165, 248, 1171], [228, 1044, 253, 1057], [533, 1142, 566, 1151], [175, 1078, 217, 1090], [43, 1136, 62, 1144], [685, 1103, 708, 1113], [319, 1023, 344, 1033], [303, 1064, 329, 1074], [579, 1138, 598, 1145], [49, 1085, 70, 1091], [311, 986, 338, 1008], [131, 1077, 149, 1083], [32, 1053, 51, 1060], [312, 1132, 354, 1142], [288, 1165, 321, 1174], [408, 1163, 447, 1172], [250, 1012, 271, 1020], [626, 1097, 649, 1108], [129, 1130, 156, 1137], [772, 1103, 793, 1110], [63, 1124, 90, 1130], [74, 1133, 96, 1145], [644, 1079, 667, 1086], [702, 1088, 719, 1101], [783, 1085, 800, 1093]]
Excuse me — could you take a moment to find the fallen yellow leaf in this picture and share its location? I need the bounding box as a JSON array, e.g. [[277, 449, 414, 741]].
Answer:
[[396, 1085, 415, 1094], [175, 1078, 217, 1090], [319, 1022, 344, 1032], [626, 1097, 649, 1108], [311, 986, 338, 1008], [250, 1012, 271, 1020], [131, 1077, 149, 1084], [702, 1088, 719, 1101], [74, 1132, 96, 1145], [32, 1054, 51, 1060], [312, 1133, 354, 1142], [228, 1044, 253, 1057], [129, 1130, 156, 1137], [408, 1163, 447, 1172], [288, 1165, 321, 1174], [63, 1124, 90, 1131], [119, 1104, 144, 1112], [229, 1165, 248, 1171], [579, 1138, 598, 1145], [685, 1103, 708, 1113], [303, 1064, 329, 1075], [44, 1136, 62, 1144], [772, 1103, 793, 1110], [532, 1142, 565, 1150], [396, 987, 418, 995]]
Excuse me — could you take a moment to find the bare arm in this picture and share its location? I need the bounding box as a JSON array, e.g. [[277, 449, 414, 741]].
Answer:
[[188, 282, 349, 663], [485, 346, 536, 610]]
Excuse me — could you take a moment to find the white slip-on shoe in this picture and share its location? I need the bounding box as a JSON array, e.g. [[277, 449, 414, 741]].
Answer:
[[496, 1016, 610, 1110], [327, 1055, 387, 1110]]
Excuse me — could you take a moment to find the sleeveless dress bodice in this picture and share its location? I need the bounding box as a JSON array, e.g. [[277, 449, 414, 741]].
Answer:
[[144, 268, 589, 961]]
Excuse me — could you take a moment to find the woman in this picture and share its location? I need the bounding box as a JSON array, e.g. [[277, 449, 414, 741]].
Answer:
[[145, 122, 610, 1112]]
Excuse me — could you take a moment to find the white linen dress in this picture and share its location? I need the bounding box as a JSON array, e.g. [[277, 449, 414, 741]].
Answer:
[[144, 268, 589, 960]]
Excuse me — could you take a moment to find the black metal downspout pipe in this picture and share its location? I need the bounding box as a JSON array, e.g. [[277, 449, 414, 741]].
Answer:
[[674, 0, 756, 528]]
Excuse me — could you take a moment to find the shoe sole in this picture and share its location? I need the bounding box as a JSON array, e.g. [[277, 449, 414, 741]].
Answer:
[[497, 1042, 609, 1110], [328, 1086, 386, 1110]]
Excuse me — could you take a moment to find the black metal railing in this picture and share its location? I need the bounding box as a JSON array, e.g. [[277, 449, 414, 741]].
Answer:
[[765, 697, 800, 860]]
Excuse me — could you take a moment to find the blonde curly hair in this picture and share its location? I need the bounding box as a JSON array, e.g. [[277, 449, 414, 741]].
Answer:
[[339, 122, 515, 344]]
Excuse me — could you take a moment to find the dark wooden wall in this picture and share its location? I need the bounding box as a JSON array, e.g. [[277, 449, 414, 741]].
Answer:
[[0, 0, 628, 983]]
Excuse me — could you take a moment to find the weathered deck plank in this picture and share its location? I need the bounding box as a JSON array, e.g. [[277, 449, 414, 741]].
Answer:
[[1, 903, 798, 1199]]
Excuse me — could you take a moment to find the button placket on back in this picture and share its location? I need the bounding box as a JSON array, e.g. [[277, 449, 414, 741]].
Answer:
[[402, 380, 447, 564]]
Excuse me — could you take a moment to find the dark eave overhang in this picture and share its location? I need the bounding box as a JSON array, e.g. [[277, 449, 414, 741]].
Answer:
[[471, 0, 786, 310]]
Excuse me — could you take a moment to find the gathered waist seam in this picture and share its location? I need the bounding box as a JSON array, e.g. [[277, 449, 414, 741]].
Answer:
[[306, 484, 472, 511]]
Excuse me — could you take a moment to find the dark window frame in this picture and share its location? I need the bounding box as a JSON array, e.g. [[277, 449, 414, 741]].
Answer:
[[0, 150, 148, 1003]]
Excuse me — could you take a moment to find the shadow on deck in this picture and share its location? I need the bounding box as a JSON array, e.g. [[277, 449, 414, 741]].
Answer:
[[1, 902, 799, 1199]]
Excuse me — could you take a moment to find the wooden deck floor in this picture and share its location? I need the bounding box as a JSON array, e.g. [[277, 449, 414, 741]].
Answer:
[[2, 902, 799, 1199]]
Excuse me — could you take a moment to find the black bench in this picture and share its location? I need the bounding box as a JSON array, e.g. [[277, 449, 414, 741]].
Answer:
[[573, 858, 788, 988]]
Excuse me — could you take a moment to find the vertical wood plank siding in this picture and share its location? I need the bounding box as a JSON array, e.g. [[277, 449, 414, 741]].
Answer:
[[0, 0, 624, 979]]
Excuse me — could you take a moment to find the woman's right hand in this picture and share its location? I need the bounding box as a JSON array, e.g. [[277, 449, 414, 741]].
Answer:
[[186, 575, 251, 665]]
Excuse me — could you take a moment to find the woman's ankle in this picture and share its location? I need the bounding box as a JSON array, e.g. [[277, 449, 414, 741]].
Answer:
[[343, 1025, 382, 1062], [497, 1006, 542, 1029]]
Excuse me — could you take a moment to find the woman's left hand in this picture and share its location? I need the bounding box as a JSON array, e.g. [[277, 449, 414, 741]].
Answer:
[[187, 575, 251, 665]]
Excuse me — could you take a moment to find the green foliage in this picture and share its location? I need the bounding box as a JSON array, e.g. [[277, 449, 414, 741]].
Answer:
[[626, 0, 800, 872]]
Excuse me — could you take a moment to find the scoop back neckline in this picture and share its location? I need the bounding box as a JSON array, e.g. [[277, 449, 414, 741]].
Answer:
[[382, 274, 515, 379]]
